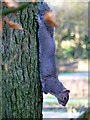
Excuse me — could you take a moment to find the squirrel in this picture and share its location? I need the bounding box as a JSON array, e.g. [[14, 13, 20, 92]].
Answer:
[[37, 2, 70, 106]]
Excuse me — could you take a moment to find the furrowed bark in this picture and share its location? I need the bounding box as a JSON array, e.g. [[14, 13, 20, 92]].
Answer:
[[2, 3, 42, 119]]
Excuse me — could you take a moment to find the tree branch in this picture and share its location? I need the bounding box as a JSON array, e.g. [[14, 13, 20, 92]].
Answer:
[[2, 3, 30, 16]]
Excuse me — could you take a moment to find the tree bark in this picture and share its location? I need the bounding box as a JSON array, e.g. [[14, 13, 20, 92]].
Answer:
[[2, 3, 42, 119]]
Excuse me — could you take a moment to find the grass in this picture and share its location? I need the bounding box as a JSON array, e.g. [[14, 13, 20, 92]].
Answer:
[[44, 94, 88, 107], [44, 101, 59, 105], [44, 100, 88, 107], [43, 108, 67, 112], [68, 101, 88, 106]]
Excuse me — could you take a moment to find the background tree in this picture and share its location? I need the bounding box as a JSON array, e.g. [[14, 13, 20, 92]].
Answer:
[[2, 3, 43, 119], [55, 2, 88, 60]]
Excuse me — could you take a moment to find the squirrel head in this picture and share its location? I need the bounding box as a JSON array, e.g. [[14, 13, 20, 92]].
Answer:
[[56, 90, 70, 106]]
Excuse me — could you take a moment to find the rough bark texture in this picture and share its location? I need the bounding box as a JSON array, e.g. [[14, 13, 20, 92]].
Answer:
[[2, 3, 42, 119]]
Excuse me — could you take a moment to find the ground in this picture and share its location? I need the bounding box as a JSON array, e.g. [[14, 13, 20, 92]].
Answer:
[[43, 72, 89, 118]]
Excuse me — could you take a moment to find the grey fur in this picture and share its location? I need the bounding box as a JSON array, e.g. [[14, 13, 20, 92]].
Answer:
[[37, 2, 70, 106]]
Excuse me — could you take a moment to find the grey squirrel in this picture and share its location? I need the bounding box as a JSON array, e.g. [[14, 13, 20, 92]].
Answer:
[[37, 2, 70, 106]]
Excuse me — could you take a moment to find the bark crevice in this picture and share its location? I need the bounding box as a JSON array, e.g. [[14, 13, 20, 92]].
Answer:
[[2, 3, 42, 119]]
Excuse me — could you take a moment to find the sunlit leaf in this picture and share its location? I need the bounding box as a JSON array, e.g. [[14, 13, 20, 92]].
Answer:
[[44, 11, 59, 27], [4, 64, 8, 71]]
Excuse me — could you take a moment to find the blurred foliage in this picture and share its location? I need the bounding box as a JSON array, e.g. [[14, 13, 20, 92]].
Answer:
[[54, 2, 88, 60]]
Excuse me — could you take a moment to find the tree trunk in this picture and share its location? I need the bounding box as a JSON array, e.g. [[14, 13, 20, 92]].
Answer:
[[2, 3, 42, 119]]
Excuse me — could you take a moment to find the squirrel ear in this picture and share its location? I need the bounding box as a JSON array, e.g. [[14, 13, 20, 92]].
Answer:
[[67, 90, 70, 93], [63, 90, 70, 93]]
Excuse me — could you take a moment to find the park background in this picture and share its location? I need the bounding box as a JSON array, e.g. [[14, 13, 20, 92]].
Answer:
[[43, 0, 89, 118], [1, 0, 89, 119]]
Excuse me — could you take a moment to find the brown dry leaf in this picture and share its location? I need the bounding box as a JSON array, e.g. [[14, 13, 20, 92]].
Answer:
[[4, 16, 23, 30], [0, 17, 4, 32], [44, 11, 59, 27], [3, 0, 19, 8], [7, 21, 23, 30], [31, 0, 36, 3], [0, 18, 2, 32]]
